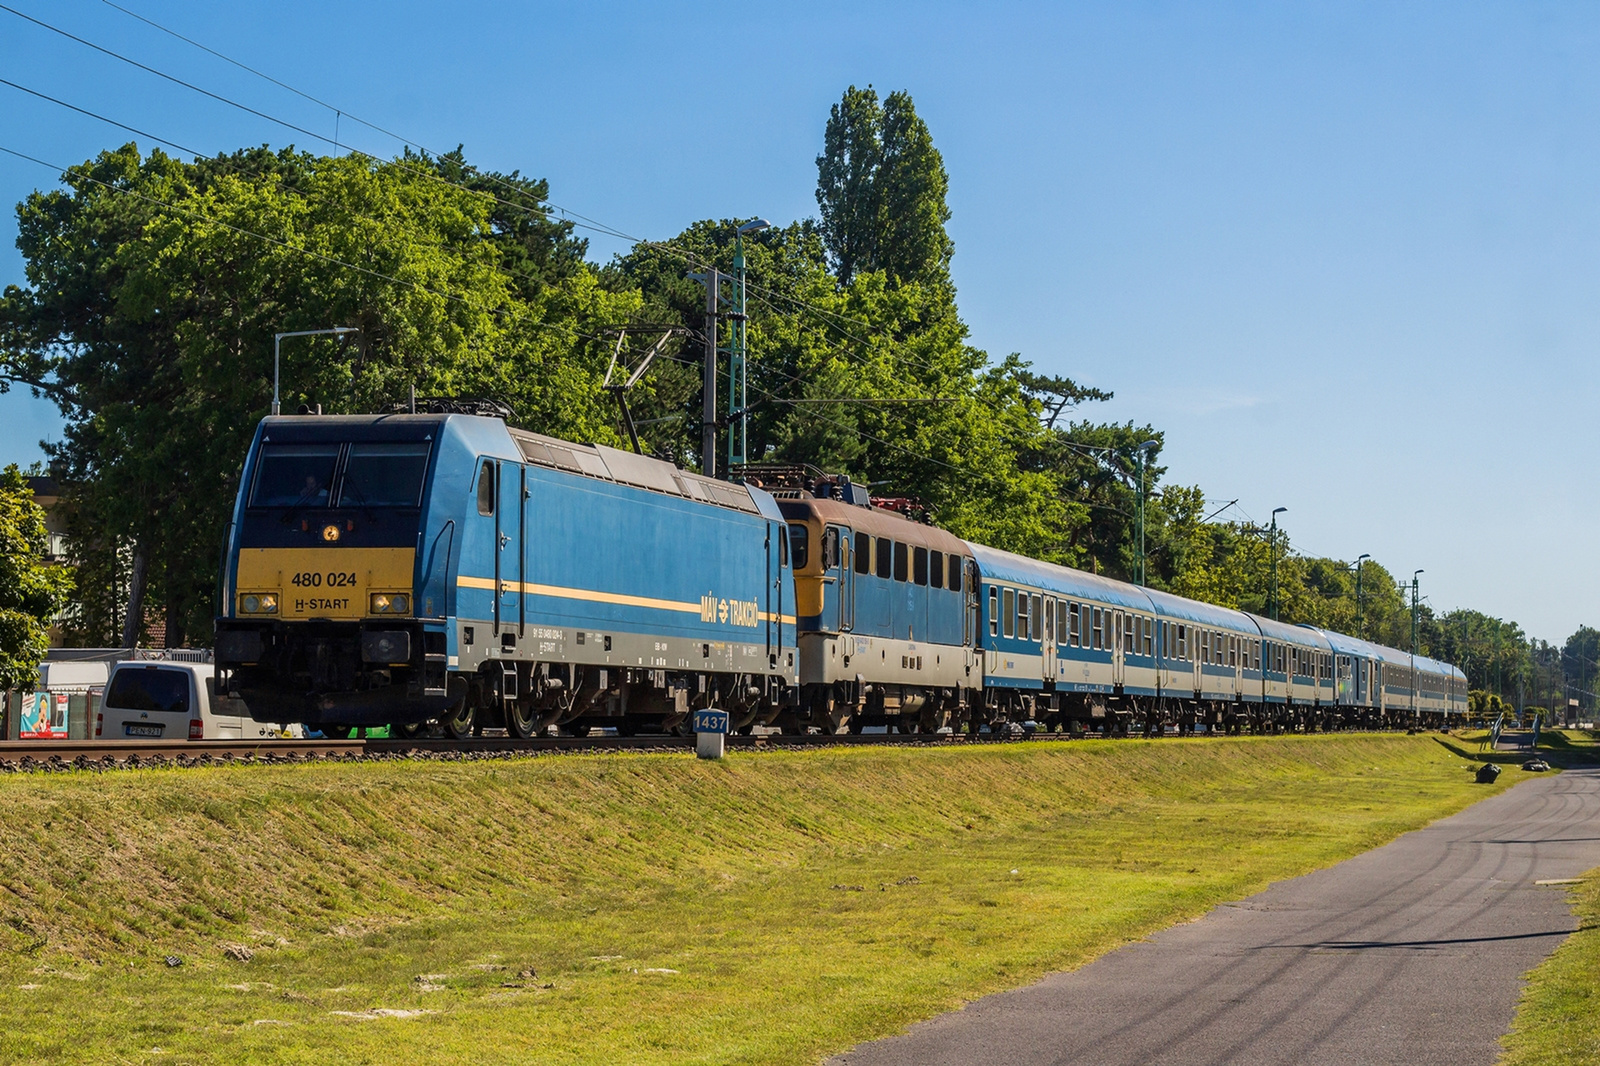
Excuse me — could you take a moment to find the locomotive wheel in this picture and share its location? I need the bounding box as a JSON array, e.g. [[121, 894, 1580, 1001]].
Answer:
[[322, 724, 355, 740], [846, 713, 865, 735], [441, 701, 476, 741], [504, 700, 538, 739], [392, 721, 427, 739]]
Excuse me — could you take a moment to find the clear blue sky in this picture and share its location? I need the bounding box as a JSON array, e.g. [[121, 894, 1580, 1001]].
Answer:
[[0, 1, 1592, 642]]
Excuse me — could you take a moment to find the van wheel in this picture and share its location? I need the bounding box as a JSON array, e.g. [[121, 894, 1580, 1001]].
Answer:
[[441, 701, 476, 741], [323, 724, 355, 740]]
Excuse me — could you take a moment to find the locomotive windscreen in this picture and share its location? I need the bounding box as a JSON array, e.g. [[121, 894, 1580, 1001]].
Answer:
[[251, 444, 339, 507], [338, 443, 431, 507], [248, 442, 431, 509]]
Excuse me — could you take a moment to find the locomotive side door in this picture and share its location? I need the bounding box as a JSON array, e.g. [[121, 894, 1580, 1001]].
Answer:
[[496, 460, 521, 638], [765, 523, 776, 664], [829, 525, 854, 632]]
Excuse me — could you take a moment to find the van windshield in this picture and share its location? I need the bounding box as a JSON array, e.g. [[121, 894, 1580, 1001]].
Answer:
[[338, 443, 430, 507], [251, 445, 339, 508], [105, 667, 190, 715]]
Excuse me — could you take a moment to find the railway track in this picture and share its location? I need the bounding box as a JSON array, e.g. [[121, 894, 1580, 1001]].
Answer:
[[0, 728, 1016, 771]]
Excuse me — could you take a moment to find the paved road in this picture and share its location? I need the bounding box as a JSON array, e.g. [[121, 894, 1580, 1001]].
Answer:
[[830, 767, 1600, 1066]]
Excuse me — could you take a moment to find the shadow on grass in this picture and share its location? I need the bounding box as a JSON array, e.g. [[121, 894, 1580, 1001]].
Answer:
[[1434, 734, 1600, 770]]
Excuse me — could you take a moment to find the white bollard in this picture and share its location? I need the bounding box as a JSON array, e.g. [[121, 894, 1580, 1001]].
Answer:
[[696, 731, 725, 760]]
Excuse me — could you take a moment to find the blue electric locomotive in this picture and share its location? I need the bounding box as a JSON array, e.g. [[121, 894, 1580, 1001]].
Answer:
[[215, 413, 797, 736]]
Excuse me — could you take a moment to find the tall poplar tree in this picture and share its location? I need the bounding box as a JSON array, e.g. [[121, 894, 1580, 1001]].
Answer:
[[816, 87, 953, 286]]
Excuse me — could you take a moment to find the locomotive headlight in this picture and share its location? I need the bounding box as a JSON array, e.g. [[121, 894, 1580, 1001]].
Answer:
[[370, 592, 410, 615], [239, 593, 278, 615]]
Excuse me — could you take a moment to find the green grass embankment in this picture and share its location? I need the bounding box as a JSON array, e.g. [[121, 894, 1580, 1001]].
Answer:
[[0, 735, 1512, 1065]]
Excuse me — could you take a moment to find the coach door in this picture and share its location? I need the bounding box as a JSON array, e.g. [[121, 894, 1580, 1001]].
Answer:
[[1042, 596, 1057, 681], [1112, 609, 1126, 688]]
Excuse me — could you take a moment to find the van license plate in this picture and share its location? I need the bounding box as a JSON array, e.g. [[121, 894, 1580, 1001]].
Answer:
[[124, 723, 164, 738]]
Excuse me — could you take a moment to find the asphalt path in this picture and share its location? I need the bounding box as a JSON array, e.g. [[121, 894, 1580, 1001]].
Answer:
[[829, 765, 1600, 1066]]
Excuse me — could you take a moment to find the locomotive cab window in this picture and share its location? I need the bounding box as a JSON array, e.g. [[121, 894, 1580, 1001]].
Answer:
[[779, 527, 790, 568], [251, 444, 340, 508], [820, 526, 839, 570], [476, 461, 496, 516], [855, 532, 872, 575], [788, 524, 809, 570], [338, 443, 431, 507], [948, 555, 963, 592]]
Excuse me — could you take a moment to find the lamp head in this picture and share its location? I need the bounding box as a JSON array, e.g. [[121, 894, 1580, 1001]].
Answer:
[[1357, 553, 1370, 562], [736, 219, 772, 235], [1137, 438, 1159, 451], [1272, 506, 1287, 517]]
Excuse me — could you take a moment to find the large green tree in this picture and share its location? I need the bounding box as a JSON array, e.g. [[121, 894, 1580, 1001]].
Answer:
[[816, 86, 953, 287], [0, 143, 636, 646], [0, 465, 71, 690]]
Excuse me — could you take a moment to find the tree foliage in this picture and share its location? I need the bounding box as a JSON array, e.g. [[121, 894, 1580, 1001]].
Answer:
[[0, 144, 636, 646], [816, 86, 953, 286], [0, 464, 71, 690]]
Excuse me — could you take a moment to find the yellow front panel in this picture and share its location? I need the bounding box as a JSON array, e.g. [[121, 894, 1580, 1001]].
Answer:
[[235, 548, 415, 620]]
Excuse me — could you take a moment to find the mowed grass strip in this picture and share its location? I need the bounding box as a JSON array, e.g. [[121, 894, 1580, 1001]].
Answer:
[[1501, 870, 1600, 1065], [0, 734, 1508, 1065]]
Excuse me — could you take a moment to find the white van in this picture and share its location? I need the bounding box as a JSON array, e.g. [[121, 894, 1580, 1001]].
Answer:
[[97, 661, 301, 741]]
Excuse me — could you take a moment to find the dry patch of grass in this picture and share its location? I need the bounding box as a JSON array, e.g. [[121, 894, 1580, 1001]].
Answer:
[[0, 734, 1507, 1064]]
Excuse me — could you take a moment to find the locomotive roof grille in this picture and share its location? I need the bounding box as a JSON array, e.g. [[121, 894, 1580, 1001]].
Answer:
[[508, 427, 761, 515]]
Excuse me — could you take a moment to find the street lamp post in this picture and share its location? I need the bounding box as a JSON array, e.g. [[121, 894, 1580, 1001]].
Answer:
[[1410, 569, 1424, 656], [1269, 507, 1287, 620], [1135, 439, 1159, 585], [1354, 553, 1371, 639], [273, 327, 359, 416]]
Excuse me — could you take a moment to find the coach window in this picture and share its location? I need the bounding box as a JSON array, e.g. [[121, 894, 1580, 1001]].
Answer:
[[1058, 599, 1068, 645], [1045, 598, 1055, 643], [913, 546, 929, 585], [930, 550, 945, 589], [788, 524, 809, 570], [948, 555, 963, 592], [1145, 619, 1155, 657], [1017, 593, 1030, 640], [876, 537, 892, 579], [855, 533, 872, 575], [893, 541, 909, 582], [1032, 594, 1043, 641], [988, 587, 999, 637], [1094, 607, 1105, 650], [1069, 603, 1081, 647], [1177, 624, 1187, 660], [475, 460, 496, 515], [1003, 588, 1016, 638]]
